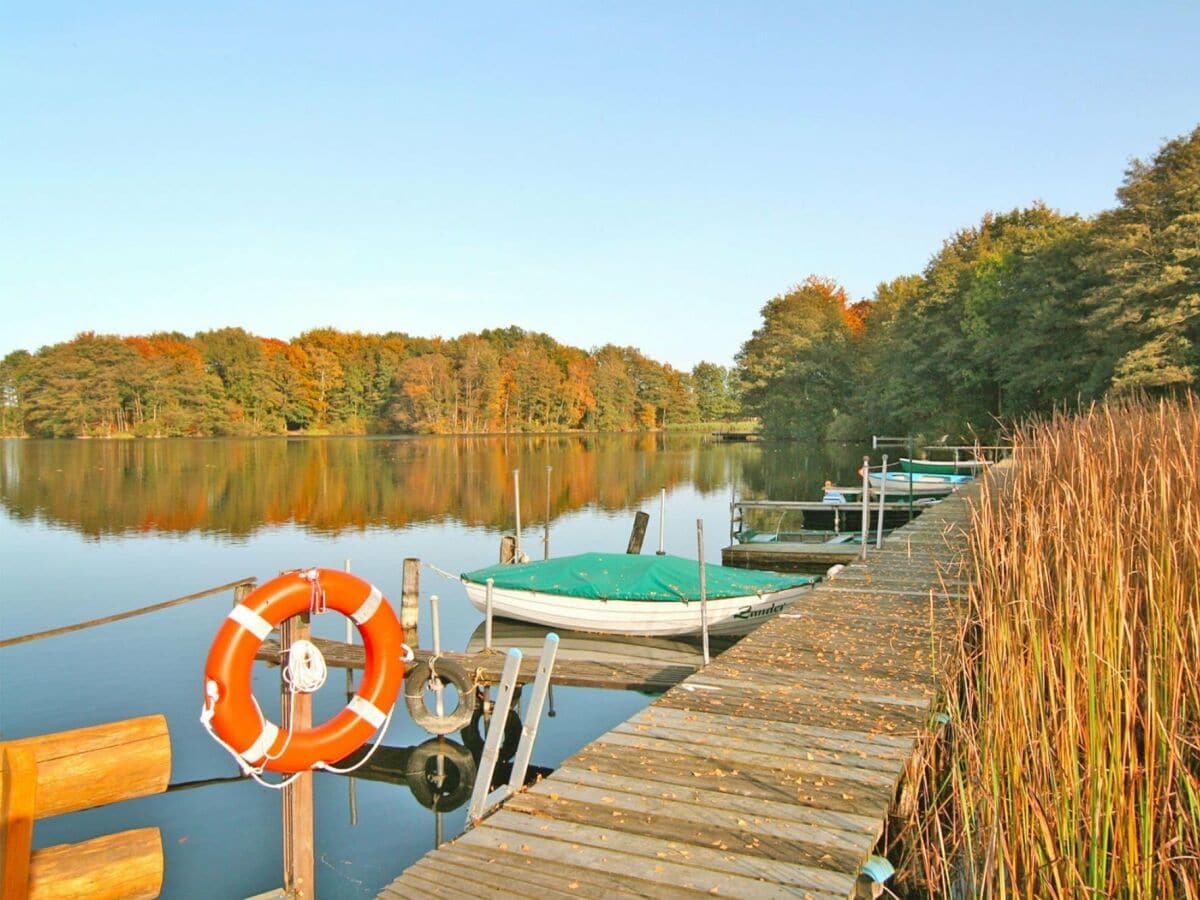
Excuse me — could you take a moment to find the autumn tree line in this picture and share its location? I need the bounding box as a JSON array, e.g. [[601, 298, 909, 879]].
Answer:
[[0, 325, 740, 437], [2, 125, 1195, 440], [736, 125, 1200, 441]]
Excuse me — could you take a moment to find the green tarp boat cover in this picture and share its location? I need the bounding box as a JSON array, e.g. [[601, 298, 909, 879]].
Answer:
[[462, 552, 817, 602]]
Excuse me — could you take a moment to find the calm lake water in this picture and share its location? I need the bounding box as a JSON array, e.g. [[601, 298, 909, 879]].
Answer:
[[0, 434, 864, 898]]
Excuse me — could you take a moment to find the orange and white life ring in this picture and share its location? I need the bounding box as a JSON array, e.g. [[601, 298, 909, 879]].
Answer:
[[201, 568, 406, 774]]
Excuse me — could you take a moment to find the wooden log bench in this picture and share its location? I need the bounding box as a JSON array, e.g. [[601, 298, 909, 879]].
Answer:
[[1, 715, 170, 900]]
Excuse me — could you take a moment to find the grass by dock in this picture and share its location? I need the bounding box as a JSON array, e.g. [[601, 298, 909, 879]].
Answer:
[[902, 397, 1200, 897]]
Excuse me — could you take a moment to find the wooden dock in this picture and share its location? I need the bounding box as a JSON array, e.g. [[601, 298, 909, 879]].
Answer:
[[257, 640, 725, 694], [721, 539, 863, 569], [378, 477, 984, 898]]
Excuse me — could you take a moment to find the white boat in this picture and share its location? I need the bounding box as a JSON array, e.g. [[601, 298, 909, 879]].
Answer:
[[899, 457, 991, 476], [460, 552, 817, 637], [867, 470, 971, 498]]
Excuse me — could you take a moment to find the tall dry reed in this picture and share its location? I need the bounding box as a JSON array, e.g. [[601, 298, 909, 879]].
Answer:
[[907, 397, 1200, 897]]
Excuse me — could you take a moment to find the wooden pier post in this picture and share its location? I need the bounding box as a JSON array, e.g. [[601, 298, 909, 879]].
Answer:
[[499, 536, 517, 565], [280, 613, 314, 900], [401, 558, 420, 643], [233, 582, 253, 607], [626, 511, 650, 554]]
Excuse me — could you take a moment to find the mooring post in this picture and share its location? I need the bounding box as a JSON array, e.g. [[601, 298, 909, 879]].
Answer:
[[484, 578, 495, 651], [543, 465, 551, 561], [233, 581, 252, 608], [429, 595, 445, 717], [860, 456, 871, 560], [512, 469, 522, 561], [697, 518, 710, 666], [876, 455, 888, 548], [280, 612, 314, 900], [626, 510, 650, 554], [500, 535, 517, 565], [401, 558, 420, 646], [657, 488, 666, 555]]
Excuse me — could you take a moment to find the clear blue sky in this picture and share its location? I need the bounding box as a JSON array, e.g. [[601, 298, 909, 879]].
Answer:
[[3, 2, 1198, 368]]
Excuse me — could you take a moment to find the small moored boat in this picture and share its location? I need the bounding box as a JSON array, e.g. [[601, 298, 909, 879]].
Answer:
[[867, 470, 972, 498], [899, 457, 990, 476], [461, 552, 817, 637]]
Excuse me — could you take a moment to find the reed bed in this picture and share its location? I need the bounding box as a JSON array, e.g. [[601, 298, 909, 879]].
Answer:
[[906, 397, 1200, 897]]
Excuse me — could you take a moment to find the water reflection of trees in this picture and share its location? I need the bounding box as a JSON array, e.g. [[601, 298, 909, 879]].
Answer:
[[0, 436, 856, 539]]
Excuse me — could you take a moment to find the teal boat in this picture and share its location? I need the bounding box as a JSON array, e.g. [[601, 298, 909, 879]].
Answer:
[[898, 457, 990, 476]]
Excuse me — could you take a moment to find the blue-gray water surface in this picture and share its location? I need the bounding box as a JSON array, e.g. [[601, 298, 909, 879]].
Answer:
[[0, 434, 865, 898]]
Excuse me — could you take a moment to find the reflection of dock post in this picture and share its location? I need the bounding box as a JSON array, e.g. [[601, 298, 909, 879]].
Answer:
[[280, 612, 314, 899], [543, 465, 552, 560], [401, 558, 420, 646]]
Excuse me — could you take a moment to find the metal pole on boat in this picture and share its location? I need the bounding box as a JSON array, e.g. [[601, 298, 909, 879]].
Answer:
[[876, 455, 887, 549], [484, 578, 495, 651], [860, 456, 871, 560], [657, 487, 666, 555], [512, 469, 522, 561], [543, 465, 552, 560], [697, 518, 710, 666]]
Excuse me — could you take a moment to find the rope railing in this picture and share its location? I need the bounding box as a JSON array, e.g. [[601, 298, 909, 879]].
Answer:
[[0, 577, 256, 649]]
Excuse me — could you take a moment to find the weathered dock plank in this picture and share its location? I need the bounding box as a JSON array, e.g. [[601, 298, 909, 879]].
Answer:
[[256, 640, 701, 693], [378, 474, 987, 898]]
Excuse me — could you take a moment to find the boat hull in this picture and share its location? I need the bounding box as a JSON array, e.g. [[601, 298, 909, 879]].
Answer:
[[463, 581, 814, 636], [800, 503, 931, 531], [867, 472, 967, 498]]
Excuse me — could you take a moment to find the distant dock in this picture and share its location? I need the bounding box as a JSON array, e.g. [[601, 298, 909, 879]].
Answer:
[[711, 430, 761, 442]]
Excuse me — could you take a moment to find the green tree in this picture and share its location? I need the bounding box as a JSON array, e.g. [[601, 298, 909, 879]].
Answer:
[[0, 350, 33, 436], [691, 362, 739, 421], [194, 327, 277, 432], [735, 276, 856, 439], [1083, 126, 1200, 393], [24, 333, 139, 437]]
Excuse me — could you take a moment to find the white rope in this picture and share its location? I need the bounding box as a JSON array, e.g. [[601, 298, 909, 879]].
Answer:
[[424, 561, 463, 583], [314, 706, 394, 774], [200, 640, 412, 787], [282, 639, 328, 694], [199, 683, 305, 790]]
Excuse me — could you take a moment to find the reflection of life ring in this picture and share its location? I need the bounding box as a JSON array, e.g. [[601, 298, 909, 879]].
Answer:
[[201, 568, 405, 774], [405, 737, 477, 811], [460, 703, 523, 763], [404, 658, 477, 735]]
